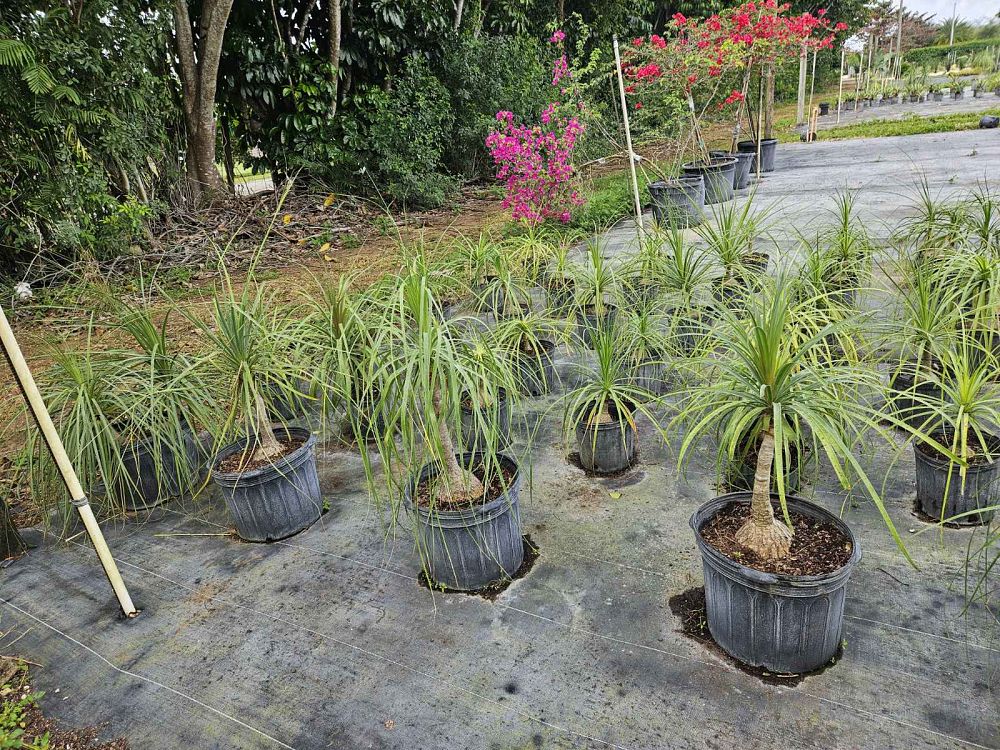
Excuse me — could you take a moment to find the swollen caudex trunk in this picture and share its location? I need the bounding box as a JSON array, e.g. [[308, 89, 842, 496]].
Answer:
[[251, 391, 285, 463], [433, 389, 484, 505], [734, 427, 792, 559]]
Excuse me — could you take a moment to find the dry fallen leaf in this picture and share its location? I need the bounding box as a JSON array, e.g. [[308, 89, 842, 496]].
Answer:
[[324, 194, 336, 207], [319, 242, 331, 252], [282, 214, 293, 225], [608, 491, 622, 499]]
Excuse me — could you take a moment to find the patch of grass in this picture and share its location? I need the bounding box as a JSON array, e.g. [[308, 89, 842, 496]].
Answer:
[[803, 108, 1000, 142]]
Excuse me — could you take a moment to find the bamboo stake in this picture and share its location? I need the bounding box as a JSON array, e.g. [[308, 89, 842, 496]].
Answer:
[[0, 303, 137, 617], [612, 35, 644, 237], [837, 46, 846, 124]]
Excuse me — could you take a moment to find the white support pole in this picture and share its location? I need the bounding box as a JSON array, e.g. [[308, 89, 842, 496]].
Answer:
[[612, 34, 644, 236], [0, 303, 137, 617], [837, 46, 846, 124], [796, 44, 808, 125]]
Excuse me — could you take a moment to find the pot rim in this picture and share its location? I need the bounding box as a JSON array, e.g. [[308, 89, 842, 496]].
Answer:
[[212, 426, 317, 483], [913, 434, 1000, 473], [404, 451, 522, 524], [690, 492, 862, 594], [574, 398, 637, 434], [682, 157, 738, 172], [649, 176, 704, 189]]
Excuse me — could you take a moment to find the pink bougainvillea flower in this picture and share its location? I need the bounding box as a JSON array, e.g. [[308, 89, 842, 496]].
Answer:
[[549, 29, 566, 43]]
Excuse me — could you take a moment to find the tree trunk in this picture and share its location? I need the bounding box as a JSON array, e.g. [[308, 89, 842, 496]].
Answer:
[[762, 62, 775, 140], [432, 389, 483, 504], [1, 497, 25, 561], [734, 427, 792, 559], [328, 0, 341, 116], [172, 0, 234, 204], [251, 391, 284, 463], [454, 0, 464, 31], [221, 111, 236, 190]]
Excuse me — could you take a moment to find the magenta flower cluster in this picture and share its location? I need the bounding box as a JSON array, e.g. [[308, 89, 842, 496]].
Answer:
[[485, 32, 585, 224]]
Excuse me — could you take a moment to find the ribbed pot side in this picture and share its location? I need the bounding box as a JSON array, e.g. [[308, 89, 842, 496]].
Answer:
[[405, 452, 524, 591], [212, 427, 323, 542], [690, 492, 862, 674]]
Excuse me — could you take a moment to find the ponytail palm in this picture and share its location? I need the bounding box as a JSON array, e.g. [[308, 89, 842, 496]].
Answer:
[[674, 275, 907, 561]]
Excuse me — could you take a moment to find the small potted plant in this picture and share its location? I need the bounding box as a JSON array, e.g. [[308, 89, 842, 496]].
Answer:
[[674, 274, 906, 674], [569, 240, 619, 348], [907, 335, 1000, 525], [660, 227, 712, 357], [491, 308, 568, 397], [929, 83, 944, 101], [367, 262, 526, 591], [562, 328, 666, 474], [193, 281, 322, 542], [695, 194, 773, 302]]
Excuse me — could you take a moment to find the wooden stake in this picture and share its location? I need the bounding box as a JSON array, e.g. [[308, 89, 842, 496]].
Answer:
[[0, 303, 137, 617], [613, 35, 644, 237]]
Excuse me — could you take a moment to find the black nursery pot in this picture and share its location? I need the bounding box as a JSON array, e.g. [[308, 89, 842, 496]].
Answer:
[[546, 276, 575, 314], [888, 367, 943, 432], [691, 492, 862, 674], [404, 452, 524, 591], [578, 303, 618, 348], [724, 443, 803, 494], [648, 177, 705, 228], [819, 102, 830, 116], [109, 428, 204, 512], [629, 352, 667, 398], [933, 91, 944, 101], [575, 401, 637, 474], [914, 435, 1000, 525], [515, 339, 557, 397], [737, 138, 778, 173], [459, 388, 512, 453], [212, 426, 322, 542], [709, 150, 754, 190], [682, 157, 737, 204]]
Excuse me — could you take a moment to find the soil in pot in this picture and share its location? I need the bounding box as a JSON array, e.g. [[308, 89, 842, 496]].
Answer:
[[648, 178, 705, 228], [690, 493, 861, 674], [408, 452, 524, 591], [914, 431, 1000, 525], [737, 139, 778, 173], [515, 339, 557, 396], [575, 400, 638, 474], [212, 426, 323, 542], [682, 157, 737, 205]]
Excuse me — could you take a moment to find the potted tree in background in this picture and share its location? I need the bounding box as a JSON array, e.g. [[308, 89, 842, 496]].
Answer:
[[674, 274, 906, 674]]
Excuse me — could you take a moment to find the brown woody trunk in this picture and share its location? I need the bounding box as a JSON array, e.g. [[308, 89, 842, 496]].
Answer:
[[734, 427, 792, 559], [329, 0, 342, 116], [762, 62, 776, 140], [172, 0, 234, 204]]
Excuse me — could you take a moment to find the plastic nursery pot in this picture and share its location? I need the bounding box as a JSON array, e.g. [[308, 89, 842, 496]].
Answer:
[[575, 400, 637, 474], [459, 388, 512, 454], [211, 426, 323, 542], [690, 492, 862, 674], [624, 274, 661, 305], [343, 388, 386, 444], [737, 139, 778, 174], [933, 92, 944, 101], [741, 251, 769, 275], [545, 276, 576, 315], [914, 434, 1000, 525], [681, 157, 737, 205], [648, 177, 705, 229], [404, 452, 524, 591], [709, 151, 753, 191], [819, 102, 830, 116], [514, 339, 557, 397], [103, 428, 204, 512], [888, 367, 943, 433], [629, 353, 667, 399], [666, 309, 705, 356], [474, 276, 505, 315], [577, 303, 618, 349]]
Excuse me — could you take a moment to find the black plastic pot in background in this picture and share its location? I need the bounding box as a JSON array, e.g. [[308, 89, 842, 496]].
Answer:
[[709, 151, 753, 191], [575, 401, 637, 474], [212, 426, 323, 542], [648, 177, 705, 228], [691, 492, 861, 674], [577, 303, 618, 349], [515, 339, 557, 397], [914, 435, 999, 525], [546, 277, 575, 314], [474, 276, 505, 315], [666, 309, 705, 356], [933, 91, 944, 101], [459, 388, 512, 454], [819, 102, 830, 116], [682, 157, 737, 205], [405, 452, 524, 591], [724, 442, 804, 494], [629, 355, 667, 398], [106, 428, 203, 512], [888, 367, 943, 433], [737, 139, 778, 173]]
